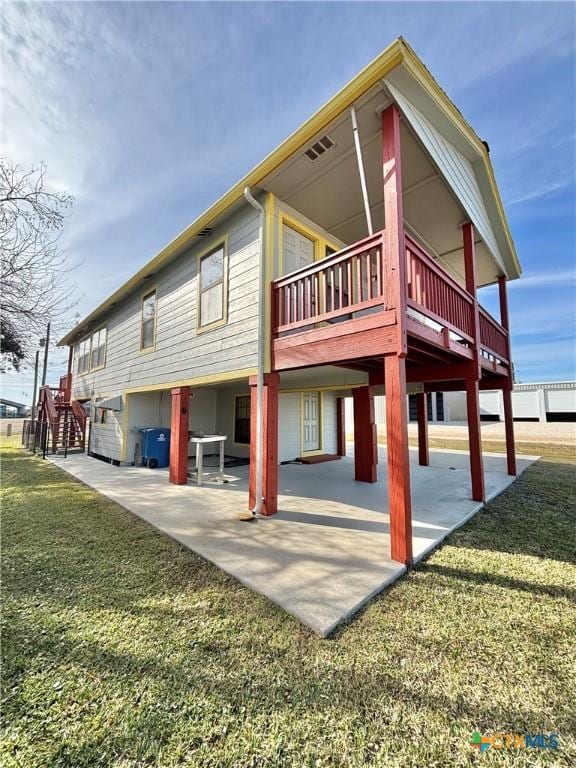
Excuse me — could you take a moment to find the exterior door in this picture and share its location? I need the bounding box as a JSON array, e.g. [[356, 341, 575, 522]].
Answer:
[[302, 391, 321, 452], [283, 224, 314, 275]]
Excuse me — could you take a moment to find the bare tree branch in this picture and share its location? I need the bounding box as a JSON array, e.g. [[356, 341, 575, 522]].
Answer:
[[0, 157, 76, 372]]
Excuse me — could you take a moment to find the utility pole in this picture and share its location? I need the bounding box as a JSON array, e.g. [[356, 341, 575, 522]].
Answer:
[[31, 350, 40, 420], [41, 321, 51, 386]]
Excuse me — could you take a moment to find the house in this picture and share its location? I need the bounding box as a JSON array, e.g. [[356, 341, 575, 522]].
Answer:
[[48, 38, 520, 567]]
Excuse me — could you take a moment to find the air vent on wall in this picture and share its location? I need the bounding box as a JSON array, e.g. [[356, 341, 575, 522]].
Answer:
[[197, 227, 213, 237], [304, 134, 336, 162]]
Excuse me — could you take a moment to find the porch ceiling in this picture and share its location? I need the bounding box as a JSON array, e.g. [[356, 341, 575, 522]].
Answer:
[[262, 85, 502, 288]]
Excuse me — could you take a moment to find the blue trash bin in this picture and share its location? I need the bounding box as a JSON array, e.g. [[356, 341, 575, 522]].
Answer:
[[139, 428, 171, 468]]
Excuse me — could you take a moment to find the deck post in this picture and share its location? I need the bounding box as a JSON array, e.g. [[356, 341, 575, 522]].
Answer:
[[352, 386, 377, 482], [336, 396, 346, 457], [249, 373, 279, 515], [465, 378, 485, 501], [416, 391, 429, 466], [463, 222, 485, 501], [382, 103, 408, 355], [385, 355, 413, 565], [169, 386, 190, 485], [498, 275, 516, 475]]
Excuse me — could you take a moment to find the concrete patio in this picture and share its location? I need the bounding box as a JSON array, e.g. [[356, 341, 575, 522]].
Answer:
[[48, 447, 536, 636]]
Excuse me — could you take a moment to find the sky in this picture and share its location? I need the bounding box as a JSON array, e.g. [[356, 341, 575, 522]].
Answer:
[[1, 0, 575, 403]]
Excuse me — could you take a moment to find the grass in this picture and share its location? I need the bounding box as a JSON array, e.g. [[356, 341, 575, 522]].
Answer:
[[1, 438, 575, 767]]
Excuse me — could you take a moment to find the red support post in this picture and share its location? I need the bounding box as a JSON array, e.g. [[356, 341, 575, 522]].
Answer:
[[463, 222, 485, 500], [336, 396, 346, 457], [248, 373, 279, 516], [352, 386, 377, 482], [169, 387, 190, 485], [463, 222, 481, 378], [465, 378, 485, 502], [382, 104, 408, 356], [498, 275, 516, 476], [385, 354, 412, 565], [416, 391, 429, 466]]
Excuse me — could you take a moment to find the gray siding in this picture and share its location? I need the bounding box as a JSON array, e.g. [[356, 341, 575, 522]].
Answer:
[[387, 82, 503, 269], [72, 203, 260, 402]]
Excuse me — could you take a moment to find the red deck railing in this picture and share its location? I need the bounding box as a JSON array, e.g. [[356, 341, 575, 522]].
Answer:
[[479, 307, 509, 362], [272, 228, 509, 368], [405, 234, 475, 343], [273, 232, 385, 334]]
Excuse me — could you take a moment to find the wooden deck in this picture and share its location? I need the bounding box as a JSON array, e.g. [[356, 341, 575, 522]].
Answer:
[[271, 228, 511, 384]]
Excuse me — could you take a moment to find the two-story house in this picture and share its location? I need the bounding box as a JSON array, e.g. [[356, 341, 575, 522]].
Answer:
[[51, 38, 520, 567]]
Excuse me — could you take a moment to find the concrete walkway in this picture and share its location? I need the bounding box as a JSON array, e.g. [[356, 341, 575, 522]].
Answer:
[[48, 447, 536, 636]]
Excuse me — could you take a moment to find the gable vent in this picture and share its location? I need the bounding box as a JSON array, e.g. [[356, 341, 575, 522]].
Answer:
[[197, 227, 213, 237], [304, 135, 336, 162]]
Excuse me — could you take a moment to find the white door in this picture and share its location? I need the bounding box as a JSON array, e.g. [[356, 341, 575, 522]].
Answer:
[[302, 391, 321, 452], [283, 225, 314, 275]]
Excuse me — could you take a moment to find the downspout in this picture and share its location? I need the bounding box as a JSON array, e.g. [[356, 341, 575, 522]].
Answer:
[[351, 104, 374, 236], [243, 187, 265, 517]]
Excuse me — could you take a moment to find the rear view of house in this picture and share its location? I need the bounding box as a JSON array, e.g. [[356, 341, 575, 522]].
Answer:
[[42, 38, 520, 568]]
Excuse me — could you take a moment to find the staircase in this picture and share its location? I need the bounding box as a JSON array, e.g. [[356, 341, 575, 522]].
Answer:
[[36, 376, 86, 454]]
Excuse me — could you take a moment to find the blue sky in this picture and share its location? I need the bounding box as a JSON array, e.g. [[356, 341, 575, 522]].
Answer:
[[2, 1, 575, 401]]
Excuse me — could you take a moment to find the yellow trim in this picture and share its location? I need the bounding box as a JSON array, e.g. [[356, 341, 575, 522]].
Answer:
[[59, 36, 519, 346], [196, 236, 229, 334], [123, 367, 256, 395], [232, 392, 251, 446], [263, 192, 275, 373], [300, 390, 324, 456], [279, 383, 364, 393], [278, 208, 343, 276], [140, 286, 158, 352]]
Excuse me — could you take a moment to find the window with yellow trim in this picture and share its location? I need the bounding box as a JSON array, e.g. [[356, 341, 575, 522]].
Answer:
[[141, 290, 156, 350], [199, 245, 225, 327]]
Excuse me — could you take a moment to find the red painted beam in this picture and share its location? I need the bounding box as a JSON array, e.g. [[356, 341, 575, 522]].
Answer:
[[385, 355, 412, 565], [352, 386, 377, 482], [498, 276, 516, 477], [465, 378, 485, 502], [248, 373, 279, 516], [416, 392, 429, 467], [169, 386, 190, 485], [336, 397, 346, 457]]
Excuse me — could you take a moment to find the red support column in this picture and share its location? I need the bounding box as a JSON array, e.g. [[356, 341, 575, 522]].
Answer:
[[169, 386, 190, 485], [385, 355, 412, 565], [382, 104, 408, 356], [498, 275, 516, 476], [463, 222, 485, 501], [352, 386, 377, 482], [465, 378, 485, 502], [416, 391, 429, 466], [248, 374, 279, 516], [336, 396, 346, 457]]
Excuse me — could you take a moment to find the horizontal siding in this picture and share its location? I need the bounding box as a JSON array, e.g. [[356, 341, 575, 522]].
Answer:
[[279, 393, 301, 462], [72, 203, 260, 400], [387, 82, 503, 266]]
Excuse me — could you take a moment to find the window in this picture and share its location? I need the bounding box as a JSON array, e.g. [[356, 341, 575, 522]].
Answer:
[[141, 290, 157, 350], [76, 338, 91, 375], [90, 327, 107, 369], [234, 395, 251, 444], [199, 245, 225, 328]]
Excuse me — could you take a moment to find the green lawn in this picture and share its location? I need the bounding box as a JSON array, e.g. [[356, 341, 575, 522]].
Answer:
[[1, 439, 575, 767]]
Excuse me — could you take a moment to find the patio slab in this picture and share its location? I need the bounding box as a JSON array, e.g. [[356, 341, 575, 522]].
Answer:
[[48, 447, 537, 636]]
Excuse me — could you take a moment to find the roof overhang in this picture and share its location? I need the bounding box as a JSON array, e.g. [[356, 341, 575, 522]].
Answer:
[[59, 37, 520, 346]]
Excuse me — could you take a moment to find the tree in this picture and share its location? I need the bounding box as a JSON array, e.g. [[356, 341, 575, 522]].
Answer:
[[0, 158, 75, 372]]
